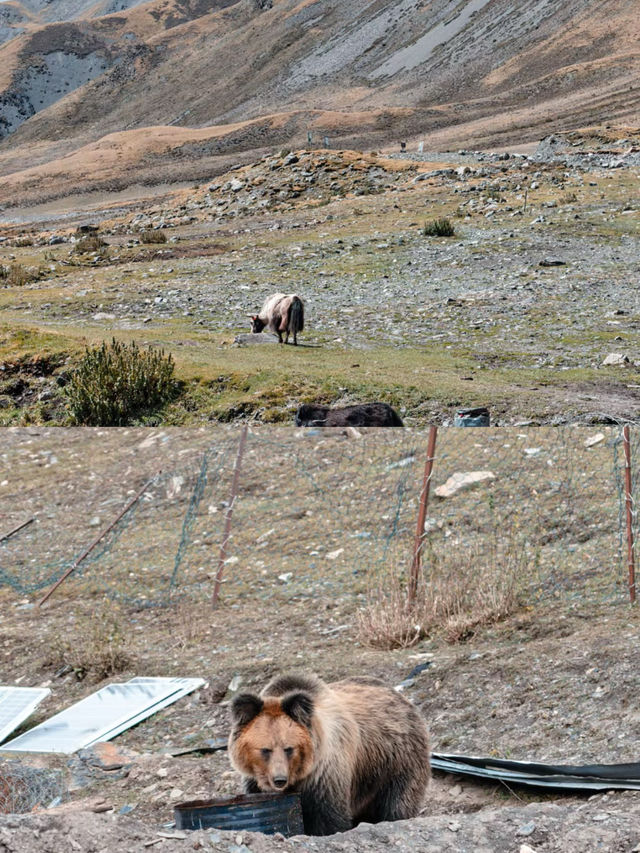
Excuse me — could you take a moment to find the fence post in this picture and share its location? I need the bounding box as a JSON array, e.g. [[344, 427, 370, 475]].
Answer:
[[408, 426, 438, 607], [623, 425, 636, 604], [212, 425, 248, 607]]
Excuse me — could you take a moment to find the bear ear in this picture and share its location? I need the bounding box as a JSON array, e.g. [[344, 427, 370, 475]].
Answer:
[[230, 693, 264, 728], [281, 691, 314, 728]]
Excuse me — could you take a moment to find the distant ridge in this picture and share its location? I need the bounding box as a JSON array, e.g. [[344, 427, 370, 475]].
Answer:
[[0, 0, 639, 201]]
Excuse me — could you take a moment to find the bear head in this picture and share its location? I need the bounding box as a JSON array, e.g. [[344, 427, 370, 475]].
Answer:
[[228, 690, 315, 792]]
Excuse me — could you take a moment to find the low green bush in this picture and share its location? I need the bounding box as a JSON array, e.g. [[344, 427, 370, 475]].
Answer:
[[65, 338, 176, 425], [422, 218, 455, 237]]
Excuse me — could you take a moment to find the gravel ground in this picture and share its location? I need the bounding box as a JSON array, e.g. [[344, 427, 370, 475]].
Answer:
[[1, 790, 640, 853], [11, 221, 640, 361], [5, 144, 639, 363]]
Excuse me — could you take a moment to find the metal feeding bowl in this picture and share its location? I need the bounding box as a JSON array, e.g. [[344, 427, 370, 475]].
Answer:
[[174, 792, 304, 836]]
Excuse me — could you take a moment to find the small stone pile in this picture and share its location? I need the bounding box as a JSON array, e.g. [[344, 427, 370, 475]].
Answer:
[[188, 149, 415, 221]]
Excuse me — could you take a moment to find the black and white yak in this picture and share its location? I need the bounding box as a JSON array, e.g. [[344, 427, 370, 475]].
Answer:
[[250, 293, 305, 345], [295, 402, 404, 427]]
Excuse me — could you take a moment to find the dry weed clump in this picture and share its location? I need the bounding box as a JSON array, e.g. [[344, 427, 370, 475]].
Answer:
[[140, 229, 167, 244], [12, 235, 34, 247], [357, 537, 528, 649], [356, 582, 423, 650], [48, 608, 134, 681], [166, 603, 213, 652], [73, 235, 107, 254], [0, 263, 41, 287]]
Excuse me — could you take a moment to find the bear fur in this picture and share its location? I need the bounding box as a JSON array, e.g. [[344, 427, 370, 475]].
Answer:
[[228, 672, 430, 836]]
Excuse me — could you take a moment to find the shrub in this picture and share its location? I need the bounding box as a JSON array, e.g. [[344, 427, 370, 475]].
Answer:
[[355, 582, 423, 650], [0, 263, 40, 287], [73, 235, 107, 254], [48, 608, 133, 681], [357, 535, 527, 649], [140, 229, 167, 244], [65, 338, 176, 426], [560, 191, 578, 204], [422, 217, 455, 237]]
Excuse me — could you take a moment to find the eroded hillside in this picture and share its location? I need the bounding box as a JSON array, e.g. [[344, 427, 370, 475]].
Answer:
[[0, 0, 639, 198]]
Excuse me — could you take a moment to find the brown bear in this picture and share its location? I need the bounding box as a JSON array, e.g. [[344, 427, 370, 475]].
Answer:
[[228, 672, 430, 836]]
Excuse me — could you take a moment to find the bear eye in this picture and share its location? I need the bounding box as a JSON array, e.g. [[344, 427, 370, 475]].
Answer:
[[284, 747, 294, 758], [260, 748, 272, 759]]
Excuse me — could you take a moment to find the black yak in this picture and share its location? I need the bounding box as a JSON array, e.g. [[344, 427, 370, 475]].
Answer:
[[295, 402, 404, 427]]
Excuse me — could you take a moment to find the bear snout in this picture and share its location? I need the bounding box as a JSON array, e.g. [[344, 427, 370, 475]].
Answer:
[[272, 777, 288, 789]]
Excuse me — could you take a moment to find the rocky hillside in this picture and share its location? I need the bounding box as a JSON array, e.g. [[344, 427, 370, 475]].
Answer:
[[0, 0, 639, 199]]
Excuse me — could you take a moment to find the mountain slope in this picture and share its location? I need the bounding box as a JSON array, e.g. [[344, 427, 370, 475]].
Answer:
[[0, 0, 639, 203]]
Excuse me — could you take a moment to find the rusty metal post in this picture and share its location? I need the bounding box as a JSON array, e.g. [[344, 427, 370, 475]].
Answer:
[[38, 472, 159, 607], [408, 426, 438, 607], [623, 425, 636, 604], [1, 517, 34, 542], [213, 425, 248, 607]]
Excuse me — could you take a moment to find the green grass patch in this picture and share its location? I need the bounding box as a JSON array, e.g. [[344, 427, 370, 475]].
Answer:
[[0, 324, 81, 361], [0, 320, 636, 425]]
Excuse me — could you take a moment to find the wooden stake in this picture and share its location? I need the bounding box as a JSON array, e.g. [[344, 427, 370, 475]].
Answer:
[[408, 426, 438, 607], [623, 425, 636, 604], [1, 517, 34, 542]]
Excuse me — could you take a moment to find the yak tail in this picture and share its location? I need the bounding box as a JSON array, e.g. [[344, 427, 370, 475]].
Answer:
[[389, 408, 404, 426], [289, 297, 304, 334]]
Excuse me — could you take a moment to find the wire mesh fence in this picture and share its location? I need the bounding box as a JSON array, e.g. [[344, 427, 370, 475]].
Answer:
[[0, 429, 424, 609], [0, 760, 66, 813], [419, 428, 625, 606], [0, 426, 638, 613]]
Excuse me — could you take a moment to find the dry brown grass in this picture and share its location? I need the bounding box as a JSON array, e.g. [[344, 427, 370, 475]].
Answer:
[[165, 602, 214, 653], [357, 535, 528, 649], [12, 235, 34, 247], [140, 229, 167, 244], [356, 582, 423, 650], [73, 235, 107, 254], [46, 605, 134, 681], [0, 262, 41, 287]]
